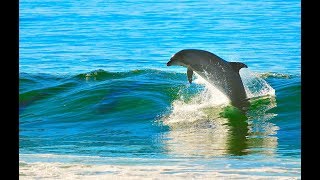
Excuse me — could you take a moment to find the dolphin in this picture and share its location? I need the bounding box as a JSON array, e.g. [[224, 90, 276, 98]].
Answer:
[[167, 49, 249, 110]]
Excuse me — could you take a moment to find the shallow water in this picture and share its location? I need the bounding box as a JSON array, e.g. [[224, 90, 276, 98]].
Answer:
[[20, 0, 300, 179]]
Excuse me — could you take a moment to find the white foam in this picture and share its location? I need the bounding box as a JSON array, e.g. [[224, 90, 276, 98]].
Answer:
[[162, 73, 230, 125], [162, 69, 276, 125], [19, 154, 300, 180]]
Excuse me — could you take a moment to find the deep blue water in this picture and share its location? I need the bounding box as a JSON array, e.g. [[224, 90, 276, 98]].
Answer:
[[19, 0, 300, 178]]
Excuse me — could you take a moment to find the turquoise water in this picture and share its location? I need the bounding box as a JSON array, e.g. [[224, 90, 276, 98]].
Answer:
[[19, 0, 300, 178]]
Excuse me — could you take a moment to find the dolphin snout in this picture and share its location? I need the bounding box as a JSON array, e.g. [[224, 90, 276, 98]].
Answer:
[[167, 60, 173, 66]]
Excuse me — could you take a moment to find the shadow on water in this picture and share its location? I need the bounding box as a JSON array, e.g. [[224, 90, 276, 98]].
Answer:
[[220, 106, 249, 156], [162, 95, 278, 157]]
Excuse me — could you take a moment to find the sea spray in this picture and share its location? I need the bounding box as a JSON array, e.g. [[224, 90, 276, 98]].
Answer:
[[240, 69, 275, 98], [162, 72, 230, 125], [162, 69, 276, 126]]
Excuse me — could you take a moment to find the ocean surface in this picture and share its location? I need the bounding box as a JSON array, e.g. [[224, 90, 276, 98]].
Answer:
[[19, 0, 301, 179]]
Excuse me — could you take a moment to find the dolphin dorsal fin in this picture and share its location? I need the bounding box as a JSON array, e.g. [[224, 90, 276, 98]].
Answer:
[[187, 67, 193, 83], [229, 62, 248, 73]]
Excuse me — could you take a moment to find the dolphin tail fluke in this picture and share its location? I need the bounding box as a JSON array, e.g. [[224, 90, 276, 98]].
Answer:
[[229, 62, 248, 73], [187, 67, 193, 83]]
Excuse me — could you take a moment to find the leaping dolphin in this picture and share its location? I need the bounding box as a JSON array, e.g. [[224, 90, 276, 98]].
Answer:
[[167, 49, 249, 110]]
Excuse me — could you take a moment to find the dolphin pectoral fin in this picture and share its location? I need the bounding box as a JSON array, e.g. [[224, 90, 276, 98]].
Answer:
[[229, 62, 248, 72], [187, 67, 193, 83]]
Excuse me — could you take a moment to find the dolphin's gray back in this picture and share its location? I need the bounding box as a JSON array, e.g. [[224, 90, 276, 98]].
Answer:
[[186, 50, 247, 107]]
